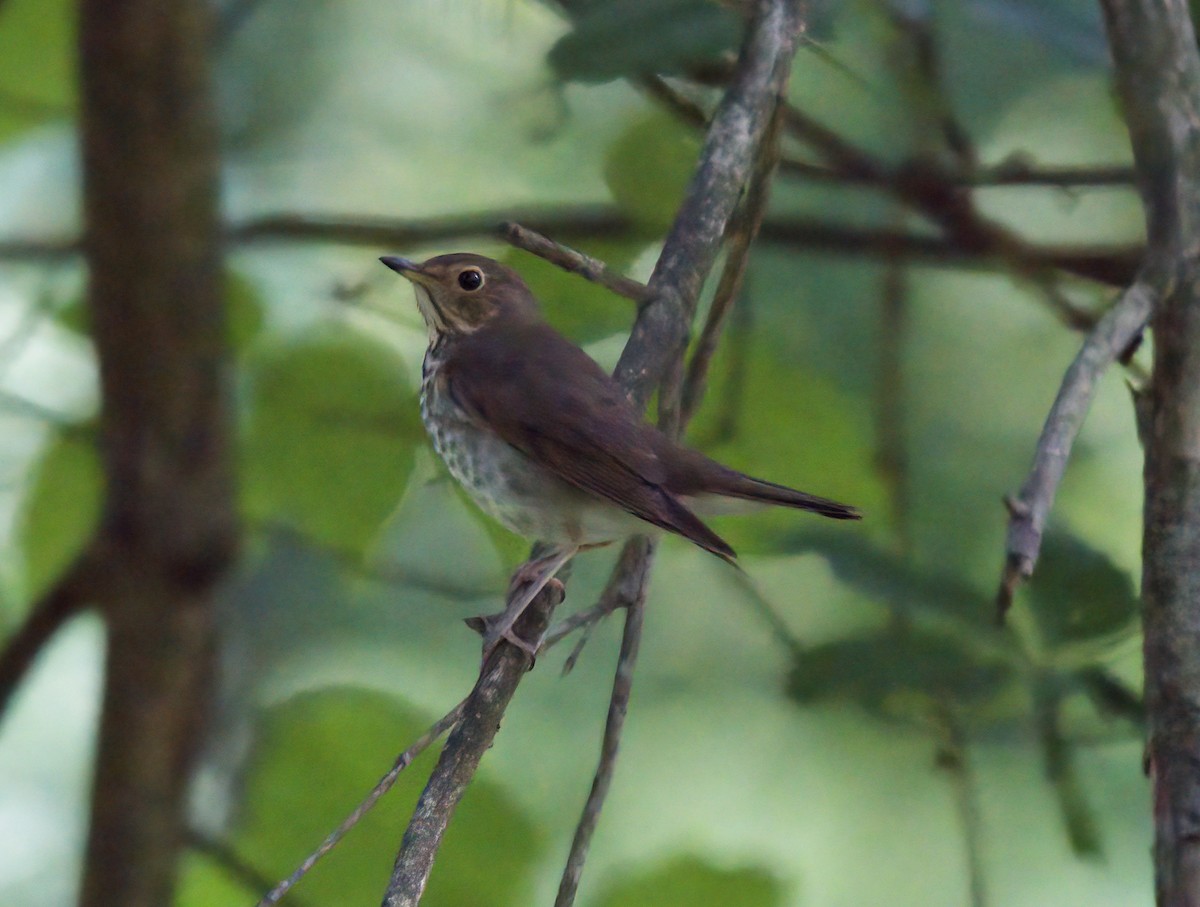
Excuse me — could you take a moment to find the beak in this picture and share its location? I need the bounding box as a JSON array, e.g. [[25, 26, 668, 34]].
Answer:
[[379, 256, 430, 284]]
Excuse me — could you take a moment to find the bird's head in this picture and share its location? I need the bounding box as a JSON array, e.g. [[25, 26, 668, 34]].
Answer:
[[380, 252, 539, 337]]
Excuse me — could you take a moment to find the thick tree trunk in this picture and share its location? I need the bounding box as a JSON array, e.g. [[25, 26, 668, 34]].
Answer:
[[76, 2, 236, 906]]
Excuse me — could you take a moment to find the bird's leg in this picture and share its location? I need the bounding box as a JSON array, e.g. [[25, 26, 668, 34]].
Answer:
[[484, 545, 577, 661]]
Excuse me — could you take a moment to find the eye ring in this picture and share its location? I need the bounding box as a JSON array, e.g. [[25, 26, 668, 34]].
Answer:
[[457, 268, 484, 291]]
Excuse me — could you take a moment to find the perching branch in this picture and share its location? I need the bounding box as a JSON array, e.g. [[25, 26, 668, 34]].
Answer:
[[377, 1, 806, 905], [259, 700, 467, 907], [380, 591, 560, 907], [996, 275, 1155, 617]]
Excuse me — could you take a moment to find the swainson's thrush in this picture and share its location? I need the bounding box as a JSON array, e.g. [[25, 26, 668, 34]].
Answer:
[[381, 253, 859, 654]]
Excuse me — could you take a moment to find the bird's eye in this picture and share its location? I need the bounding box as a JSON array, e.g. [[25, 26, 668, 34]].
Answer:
[[457, 268, 484, 291]]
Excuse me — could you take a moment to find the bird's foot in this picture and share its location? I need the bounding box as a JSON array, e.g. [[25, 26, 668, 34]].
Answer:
[[475, 576, 566, 666]]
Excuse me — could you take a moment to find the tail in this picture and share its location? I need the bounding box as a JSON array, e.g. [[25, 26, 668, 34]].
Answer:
[[713, 470, 861, 521]]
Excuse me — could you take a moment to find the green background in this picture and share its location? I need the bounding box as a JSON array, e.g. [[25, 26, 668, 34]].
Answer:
[[0, 1, 1150, 905]]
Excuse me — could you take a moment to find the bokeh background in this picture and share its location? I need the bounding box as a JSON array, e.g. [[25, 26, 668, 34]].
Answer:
[[0, 1, 1150, 905]]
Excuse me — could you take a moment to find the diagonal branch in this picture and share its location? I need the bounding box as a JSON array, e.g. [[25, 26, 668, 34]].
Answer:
[[996, 276, 1155, 618], [0, 554, 97, 720], [681, 100, 783, 424], [501, 222, 652, 303]]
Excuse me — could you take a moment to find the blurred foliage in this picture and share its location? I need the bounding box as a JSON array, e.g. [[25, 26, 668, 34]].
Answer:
[[0, 0, 74, 145], [241, 325, 421, 556], [17, 428, 99, 603], [0, 0, 1155, 905], [549, 0, 741, 84], [594, 855, 786, 907], [604, 112, 702, 232]]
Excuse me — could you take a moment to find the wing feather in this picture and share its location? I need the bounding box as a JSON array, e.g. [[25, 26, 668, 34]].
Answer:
[[444, 321, 735, 560]]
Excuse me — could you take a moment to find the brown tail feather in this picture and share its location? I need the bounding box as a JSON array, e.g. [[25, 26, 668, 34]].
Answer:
[[714, 471, 861, 520]]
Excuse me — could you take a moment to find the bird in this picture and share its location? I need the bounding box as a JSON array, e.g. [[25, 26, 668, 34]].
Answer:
[[380, 252, 860, 655]]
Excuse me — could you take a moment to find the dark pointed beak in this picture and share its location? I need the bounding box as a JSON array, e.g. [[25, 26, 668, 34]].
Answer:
[[379, 256, 423, 280]]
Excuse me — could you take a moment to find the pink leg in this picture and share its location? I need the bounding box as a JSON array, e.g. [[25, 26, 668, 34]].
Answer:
[[485, 546, 577, 659]]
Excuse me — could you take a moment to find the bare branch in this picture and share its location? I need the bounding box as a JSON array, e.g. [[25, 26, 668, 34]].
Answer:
[[379, 591, 559, 907], [555, 4, 805, 901], [187, 829, 316, 907], [996, 277, 1154, 617], [554, 538, 654, 907], [0, 211, 1142, 291], [500, 222, 652, 303], [617, 0, 805, 415], [259, 700, 466, 907], [680, 101, 783, 424], [0, 556, 95, 720], [757, 219, 1140, 289], [1099, 1, 1200, 902]]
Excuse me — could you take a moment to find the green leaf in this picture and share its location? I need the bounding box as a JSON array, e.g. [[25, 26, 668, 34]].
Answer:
[[16, 428, 101, 604], [549, 0, 741, 84], [1025, 529, 1139, 647], [242, 327, 420, 556], [604, 112, 701, 231], [595, 855, 786, 907], [786, 629, 1014, 714], [177, 688, 542, 907], [0, 0, 74, 144]]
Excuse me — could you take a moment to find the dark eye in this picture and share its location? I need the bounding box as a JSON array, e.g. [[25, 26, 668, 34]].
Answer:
[[457, 269, 484, 291]]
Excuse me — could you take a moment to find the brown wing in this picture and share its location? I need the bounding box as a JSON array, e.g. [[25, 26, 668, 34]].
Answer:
[[443, 320, 735, 560]]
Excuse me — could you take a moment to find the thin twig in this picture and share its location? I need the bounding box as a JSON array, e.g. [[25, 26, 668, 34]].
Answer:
[[875, 257, 912, 552], [543, 554, 632, 675], [935, 710, 988, 907], [258, 700, 466, 907], [638, 74, 708, 130], [616, 0, 805, 416], [996, 275, 1156, 618], [554, 538, 653, 907], [187, 829, 316, 907], [500, 222, 652, 303], [379, 589, 559, 907], [0, 555, 94, 721], [964, 161, 1134, 188], [757, 218, 1140, 289], [680, 101, 782, 424], [231, 208, 634, 248]]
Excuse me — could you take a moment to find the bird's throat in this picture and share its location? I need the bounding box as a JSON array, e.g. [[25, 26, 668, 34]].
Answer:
[[413, 284, 450, 336]]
